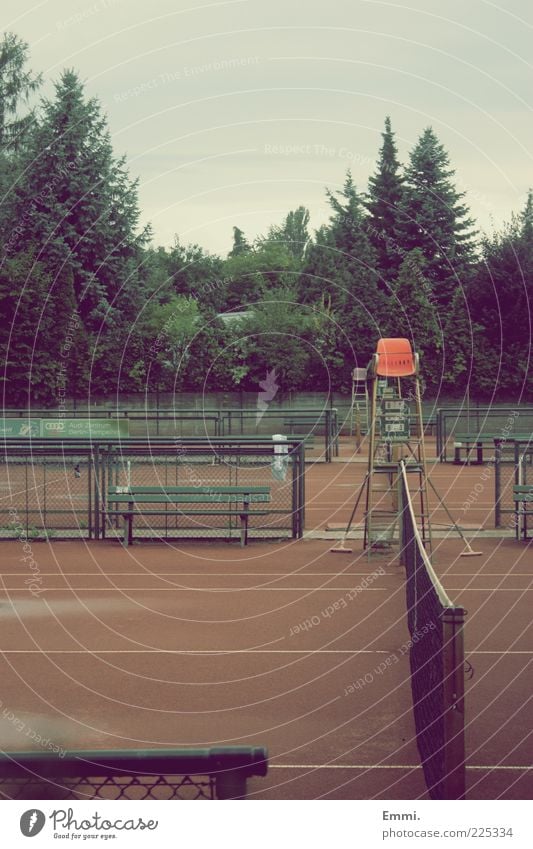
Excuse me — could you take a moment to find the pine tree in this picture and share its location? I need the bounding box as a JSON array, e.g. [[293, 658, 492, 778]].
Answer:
[[0, 251, 90, 405], [229, 226, 251, 257], [467, 193, 533, 397], [395, 127, 477, 309], [441, 287, 482, 395], [13, 70, 147, 328], [0, 32, 42, 151], [0, 33, 43, 253], [299, 172, 384, 382], [392, 249, 441, 386], [7, 69, 149, 399], [297, 225, 336, 305], [520, 188, 533, 242], [365, 116, 404, 284]]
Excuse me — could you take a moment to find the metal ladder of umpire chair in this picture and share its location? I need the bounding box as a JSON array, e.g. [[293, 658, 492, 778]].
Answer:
[[349, 367, 369, 452], [363, 339, 432, 556]]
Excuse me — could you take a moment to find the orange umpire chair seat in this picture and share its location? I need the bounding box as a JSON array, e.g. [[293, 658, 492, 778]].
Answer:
[[373, 338, 418, 377]]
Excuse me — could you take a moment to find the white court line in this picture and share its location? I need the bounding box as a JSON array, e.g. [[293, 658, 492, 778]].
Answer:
[[1, 587, 530, 592], [0, 572, 396, 576], [269, 764, 533, 771], [0, 587, 390, 592], [0, 649, 532, 655], [0, 572, 530, 577], [0, 649, 392, 655]]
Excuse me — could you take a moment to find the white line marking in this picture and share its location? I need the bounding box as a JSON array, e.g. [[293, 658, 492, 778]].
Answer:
[[269, 764, 533, 771], [0, 572, 529, 577], [0, 649, 392, 655], [0, 572, 397, 577], [0, 587, 389, 592], [0, 649, 531, 655]]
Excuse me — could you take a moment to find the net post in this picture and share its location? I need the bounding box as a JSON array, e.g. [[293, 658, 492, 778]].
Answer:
[[442, 606, 466, 800], [397, 460, 405, 568], [214, 769, 248, 799]]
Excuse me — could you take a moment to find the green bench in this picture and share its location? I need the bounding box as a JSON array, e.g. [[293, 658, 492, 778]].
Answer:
[[282, 421, 316, 444], [453, 435, 486, 465], [454, 434, 532, 465], [106, 485, 271, 547], [513, 485, 533, 540]]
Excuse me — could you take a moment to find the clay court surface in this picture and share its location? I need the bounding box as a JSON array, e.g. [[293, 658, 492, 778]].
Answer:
[[0, 437, 531, 799]]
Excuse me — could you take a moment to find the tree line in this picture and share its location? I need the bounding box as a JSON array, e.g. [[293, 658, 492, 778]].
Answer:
[[1, 33, 531, 406]]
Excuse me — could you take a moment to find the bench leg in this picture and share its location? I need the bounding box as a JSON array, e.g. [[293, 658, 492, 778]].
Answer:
[[240, 507, 249, 547], [122, 513, 133, 547]]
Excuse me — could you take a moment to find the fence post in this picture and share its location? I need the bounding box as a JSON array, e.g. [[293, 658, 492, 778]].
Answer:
[[88, 450, 93, 540], [494, 442, 502, 528], [299, 441, 305, 534], [93, 444, 100, 539]]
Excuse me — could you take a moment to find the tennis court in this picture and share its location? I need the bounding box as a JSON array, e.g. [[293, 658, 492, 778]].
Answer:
[[0, 439, 531, 799]]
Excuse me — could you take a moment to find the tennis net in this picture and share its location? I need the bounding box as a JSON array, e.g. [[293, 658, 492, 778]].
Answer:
[[398, 460, 466, 800]]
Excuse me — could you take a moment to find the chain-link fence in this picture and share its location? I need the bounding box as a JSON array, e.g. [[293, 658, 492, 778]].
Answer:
[[1, 438, 305, 542], [2, 407, 338, 460], [437, 407, 533, 461], [0, 448, 94, 539], [494, 440, 533, 529]]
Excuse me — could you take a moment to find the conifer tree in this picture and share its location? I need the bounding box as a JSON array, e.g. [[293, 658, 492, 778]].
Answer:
[[229, 226, 251, 257], [467, 192, 533, 397], [395, 127, 476, 310], [0, 32, 42, 152], [13, 69, 147, 328], [392, 249, 441, 386], [365, 116, 403, 284], [299, 172, 384, 380]]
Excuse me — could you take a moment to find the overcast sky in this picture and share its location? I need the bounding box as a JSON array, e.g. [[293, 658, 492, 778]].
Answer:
[[3, 0, 532, 255]]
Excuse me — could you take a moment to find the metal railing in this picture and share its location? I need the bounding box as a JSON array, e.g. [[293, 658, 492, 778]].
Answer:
[[494, 438, 533, 529], [0, 437, 305, 542], [2, 407, 338, 461], [436, 406, 533, 462], [0, 746, 268, 800]]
